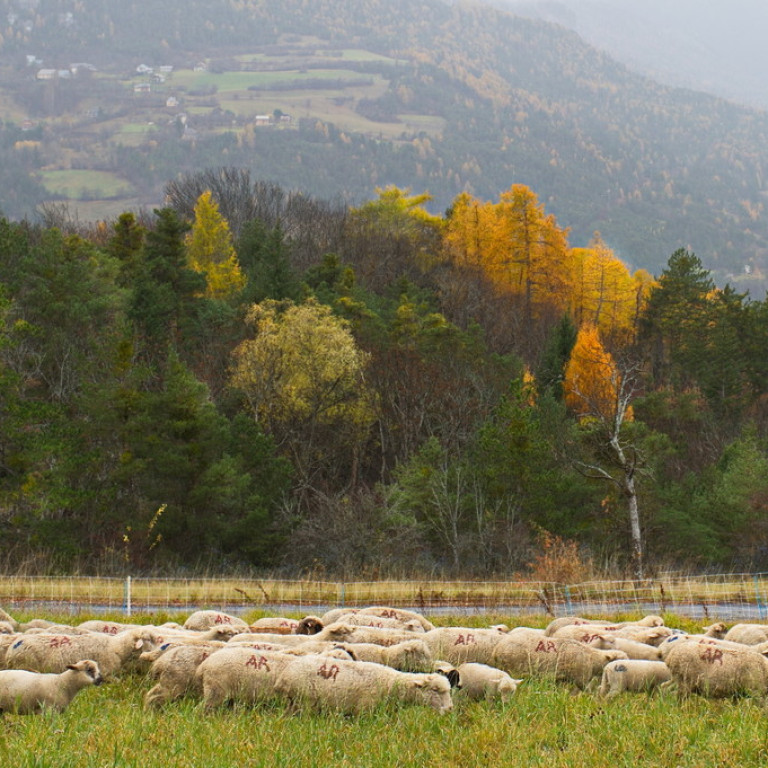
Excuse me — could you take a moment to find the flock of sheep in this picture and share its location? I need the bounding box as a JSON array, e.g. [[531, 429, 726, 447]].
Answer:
[[2, 604, 768, 716]]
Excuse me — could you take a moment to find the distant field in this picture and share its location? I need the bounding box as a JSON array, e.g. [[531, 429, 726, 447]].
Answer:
[[39, 169, 135, 200]]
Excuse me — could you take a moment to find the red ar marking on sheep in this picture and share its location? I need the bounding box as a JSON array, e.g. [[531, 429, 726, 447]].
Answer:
[[49, 636, 72, 648], [701, 647, 724, 665], [103, 626, 119, 635], [318, 663, 340, 681], [535, 640, 558, 653], [380, 610, 398, 619], [454, 633, 476, 646], [214, 614, 231, 624], [581, 633, 603, 644], [245, 655, 270, 671]]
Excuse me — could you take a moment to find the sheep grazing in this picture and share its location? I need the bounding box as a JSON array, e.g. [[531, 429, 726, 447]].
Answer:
[[664, 638, 768, 698], [327, 613, 425, 633], [0, 659, 103, 714], [143, 642, 226, 708], [492, 635, 628, 690], [182, 610, 250, 633], [436, 661, 522, 702], [273, 655, 454, 715], [334, 639, 434, 672], [295, 616, 324, 635], [196, 646, 351, 710], [420, 627, 509, 665], [598, 659, 672, 698], [4, 628, 155, 678]]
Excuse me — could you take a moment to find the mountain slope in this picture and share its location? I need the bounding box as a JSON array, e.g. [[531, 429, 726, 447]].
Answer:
[[1, 0, 768, 286]]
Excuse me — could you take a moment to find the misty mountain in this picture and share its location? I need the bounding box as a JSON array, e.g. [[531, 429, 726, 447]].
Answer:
[[2, 0, 768, 287], [497, 0, 768, 110]]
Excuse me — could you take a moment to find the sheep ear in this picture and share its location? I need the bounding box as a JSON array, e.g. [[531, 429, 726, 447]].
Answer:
[[513, 679, 524, 685], [66, 664, 77, 671], [445, 669, 461, 688]]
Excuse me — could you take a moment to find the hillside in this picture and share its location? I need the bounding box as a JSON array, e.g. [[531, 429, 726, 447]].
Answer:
[[1, 0, 768, 287]]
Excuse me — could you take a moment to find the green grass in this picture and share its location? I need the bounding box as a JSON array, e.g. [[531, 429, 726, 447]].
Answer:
[[2, 612, 768, 766], [2, 665, 768, 767]]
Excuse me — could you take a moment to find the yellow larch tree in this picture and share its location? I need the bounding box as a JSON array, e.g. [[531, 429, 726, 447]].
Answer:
[[185, 190, 246, 300]]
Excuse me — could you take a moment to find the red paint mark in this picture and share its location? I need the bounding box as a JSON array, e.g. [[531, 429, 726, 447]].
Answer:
[[701, 647, 724, 665], [49, 636, 72, 648], [318, 663, 340, 681], [245, 655, 270, 671], [214, 614, 232, 625], [454, 633, 476, 646], [535, 640, 558, 653]]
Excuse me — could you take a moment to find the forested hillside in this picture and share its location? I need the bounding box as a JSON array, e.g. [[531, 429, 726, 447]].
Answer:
[[2, 173, 768, 578], [0, 0, 767, 290]]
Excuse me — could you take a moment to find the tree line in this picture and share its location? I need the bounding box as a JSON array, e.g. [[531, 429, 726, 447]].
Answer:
[[1, 169, 767, 577]]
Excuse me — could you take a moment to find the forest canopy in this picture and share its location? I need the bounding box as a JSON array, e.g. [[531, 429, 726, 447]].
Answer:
[[1, 172, 768, 578]]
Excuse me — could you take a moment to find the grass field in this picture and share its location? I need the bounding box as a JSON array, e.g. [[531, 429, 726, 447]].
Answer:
[[39, 169, 135, 200], [1, 611, 767, 767]]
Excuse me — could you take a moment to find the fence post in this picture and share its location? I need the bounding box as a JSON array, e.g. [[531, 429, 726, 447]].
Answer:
[[124, 576, 132, 618], [754, 575, 766, 620], [340, 582, 345, 608]]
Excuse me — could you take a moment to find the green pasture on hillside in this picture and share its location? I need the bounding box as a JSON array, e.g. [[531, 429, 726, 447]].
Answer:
[[38, 170, 135, 200]]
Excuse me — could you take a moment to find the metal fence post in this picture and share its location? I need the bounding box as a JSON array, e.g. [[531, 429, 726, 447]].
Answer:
[[125, 576, 132, 617]]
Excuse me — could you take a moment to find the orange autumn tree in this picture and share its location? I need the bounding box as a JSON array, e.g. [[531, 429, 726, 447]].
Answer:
[[564, 323, 645, 579]]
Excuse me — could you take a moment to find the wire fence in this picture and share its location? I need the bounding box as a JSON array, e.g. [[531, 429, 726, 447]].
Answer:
[[2, 572, 768, 621]]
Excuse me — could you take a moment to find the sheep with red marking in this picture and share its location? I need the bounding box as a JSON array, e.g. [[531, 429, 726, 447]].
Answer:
[[543, 615, 665, 637], [4, 628, 155, 677], [664, 637, 768, 698], [273, 654, 453, 715], [334, 638, 434, 672], [420, 626, 509, 665], [0, 659, 103, 714], [196, 646, 353, 710], [182, 610, 250, 633], [315, 622, 426, 648], [320, 606, 435, 632], [492, 634, 628, 690]]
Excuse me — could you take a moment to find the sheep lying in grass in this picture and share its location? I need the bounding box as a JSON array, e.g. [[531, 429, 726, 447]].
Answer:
[[0, 608, 18, 632], [543, 615, 665, 637], [320, 607, 435, 632], [273, 655, 453, 715], [196, 646, 353, 710], [326, 613, 425, 633], [435, 661, 522, 702], [664, 638, 768, 698], [182, 611, 250, 633], [0, 659, 103, 714], [4, 628, 155, 677], [598, 659, 672, 698], [723, 623, 768, 646], [492, 635, 628, 690], [315, 622, 426, 648], [334, 639, 434, 672]]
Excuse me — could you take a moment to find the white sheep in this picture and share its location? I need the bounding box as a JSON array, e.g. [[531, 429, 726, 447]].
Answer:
[[0, 622, 14, 634], [598, 659, 672, 697], [196, 646, 351, 710], [4, 628, 155, 677], [326, 613, 425, 633], [273, 654, 453, 715], [420, 626, 509, 665], [436, 661, 522, 702], [659, 634, 751, 661], [0, 633, 22, 670], [143, 641, 227, 708], [334, 639, 434, 672], [250, 617, 301, 634], [320, 606, 435, 632], [227, 632, 317, 648], [543, 615, 664, 637], [723, 623, 768, 645], [0, 608, 18, 631], [182, 610, 250, 632], [664, 637, 768, 698], [492, 634, 628, 690], [315, 622, 426, 648], [0, 659, 103, 714]]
